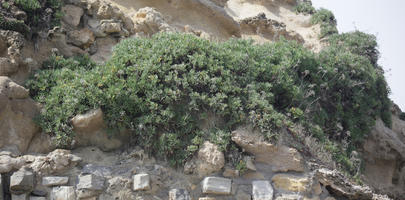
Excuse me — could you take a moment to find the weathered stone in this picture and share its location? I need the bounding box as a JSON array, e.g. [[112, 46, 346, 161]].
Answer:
[[68, 28, 95, 49], [0, 155, 25, 173], [77, 174, 105, 191], [245, 156, 256, 171], [252, 180, 273, 200], [222, 167, 239, 178], [0, 57, 18, 76], [232, 127, 304, 172], [236, 188, 251, 200], [133, 174, 151, 191], [169, 189, 191, 200], [42, 176, 69, 187], [11, 194, 28, 200], [28, 149, 82, 176], [100, 20, 122, 33], [202, 177, 232, 195], [97, 2, 113, 19], [62, 5, 84, 27], [324, 197, 336, 200], [197, 141, 225, 176], [132, 7, 173, 36], [10, 168, 34, 194], [275, 194, 303, 200], [198, 198, 216, 200], [271, 174, 309, 193], [51, 186, 76, 200], [30, 197, 47, 200]]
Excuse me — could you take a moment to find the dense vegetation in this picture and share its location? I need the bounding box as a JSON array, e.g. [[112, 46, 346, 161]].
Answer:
[[26, 32, 391, 171], [0, 0, 63, 34]]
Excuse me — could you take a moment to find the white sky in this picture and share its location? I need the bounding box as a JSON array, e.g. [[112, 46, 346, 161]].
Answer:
[[311, 0, 405, 111]]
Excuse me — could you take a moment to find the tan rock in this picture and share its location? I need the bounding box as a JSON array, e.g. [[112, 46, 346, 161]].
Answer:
[[97, 2, 113, 19], [68, 28, 95, 49], [28, 149, 82, 176], [271, 174, 310, 193], [0, 57, 18, 76], [100, 20, 122, 34], [0, 155, 25, 173], [232, 127, 304, 172], [222, 167, 239, 178], [62, 5, 84, 27], [197, 141, 225, 176], [132, 7, 173, 36]]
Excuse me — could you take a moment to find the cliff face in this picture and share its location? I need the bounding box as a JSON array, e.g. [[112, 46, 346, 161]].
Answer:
[[0, 0, 403, 200]]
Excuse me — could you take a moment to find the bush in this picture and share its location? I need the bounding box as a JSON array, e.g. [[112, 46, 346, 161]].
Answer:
[[0, 15, 29, 33], [27, 33, 391, 168], [15, 0, 41, 12], [294, 2, 316, 15], [400, 113, 405, 121], [311, 8, 338, 38]]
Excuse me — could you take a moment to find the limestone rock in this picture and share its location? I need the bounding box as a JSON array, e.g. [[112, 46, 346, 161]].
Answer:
[[51, 186, 76, 200], [0, 77, 40, 154], [197, 141, 225, 176], [169, 189, 191, 200], [68, 28, 95, 49], [42, 176, 69, 187], [11, 194, 28, 200], [77, 174, 105, 191], [232, 127, 304, 172], [252, 180, 273, 200], [100, 20, 122, 34], [133, 174, 151, 191], [271, 174, 309, 193], [28, 149, 82, 176], [275, 194, 303, 200], [62, 5, 84, 27], [10, 168, 34, 194], [97, 2, 113, 19], [0, 155, 25, 173], [132, 7, 173, 36], [71, 108, 126, 151], [202, 177, 232, 195]]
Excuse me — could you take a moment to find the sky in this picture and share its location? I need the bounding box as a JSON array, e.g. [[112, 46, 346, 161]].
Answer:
[[311, 0, 405, 111]]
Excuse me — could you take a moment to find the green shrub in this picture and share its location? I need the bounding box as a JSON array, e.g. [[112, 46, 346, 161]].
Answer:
[[294, 2, 316, 15], [26, 33, 391, 168], [15, 0, 41, 12], [311, 8, 338, 38], [0, 15, 29, 33], [400, 113, 405, 121]]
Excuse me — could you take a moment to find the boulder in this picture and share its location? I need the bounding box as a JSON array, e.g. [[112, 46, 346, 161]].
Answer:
[[28, 149, 82, 176], [197, 141, 225, 176], [133, 174, 151, 191], [96, 2, 113, 19], [0, 77, 40, 154], [62, 5, 84, 27], [271, 174, 310, 193], [202, 177, 232, 195], [10, 168, 34, 194], [68, 29, 95, 49], [132, 7, 173, 36], [232, 127, 304, 172], [71, 108, 126, 151], [42, 176, 69, 187], [252, 180, 273, 200], [100, 20, 122, 34], [0, 155, 25, 173], [51, 186, 76, 200], [169, 189, 191, 200]]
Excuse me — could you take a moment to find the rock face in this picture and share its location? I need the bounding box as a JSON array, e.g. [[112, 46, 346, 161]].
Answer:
[[132, 174, 151, 191], [28, 149, 82, 176], [202, 177, 232, 195], [0, 76, 40, 154], [271, 174, 310, 193], [232, 127, 305, 172], [51, 186, 76, 200], [197, 141, 225, 176], [169, 189, 191, 200], [252, 180, 274, 200], [42, 176, 69, 187], [62, 5, 84, 27]]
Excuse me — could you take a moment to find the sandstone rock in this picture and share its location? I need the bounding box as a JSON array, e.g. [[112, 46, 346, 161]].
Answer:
[[0, 155, 25, 173], [132, 7, 173, 36], [29, 149, 82, 176], [11, 194, 28, 200], [232, 127, 304, 172], [133, 174, 151, 191], [271, 174, 309, 193], [42, 176, 69, 187], [71, 108, 125, 151], [197, 141, 225, 176], [275, 194, 303, 200], [26, 132, 55, 154], [100, 20, 122, 34], [252, 180, 273, 200], [202, 177, 232, 195], [0, 77, 39, 154], [169, 189, 191, 200], [68, 28, 95, 49], [62, 5, 84, 27], [10, 168, 34, 194], [51, 186, 76, 200], [47, 28, 86, 57], [97, 2, 113, 19]]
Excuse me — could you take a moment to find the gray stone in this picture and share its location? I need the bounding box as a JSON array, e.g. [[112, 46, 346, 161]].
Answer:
[[202, 177, 232, 195], [169, 189, 191, 200], [77, 174, 105, 191], [100, 20, 122, 33], [252, 181, 273, 200], [275, 194, 303, 200], [82, 164, 112, 177], [11, 194, 28, 200], [62, 5, 84, 27], [42, 176, 69, 186], [51, 186, 76, 200], [30, 197, 47, 200], [10, 169, 34, 194], [133, 174, 151, 191]]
